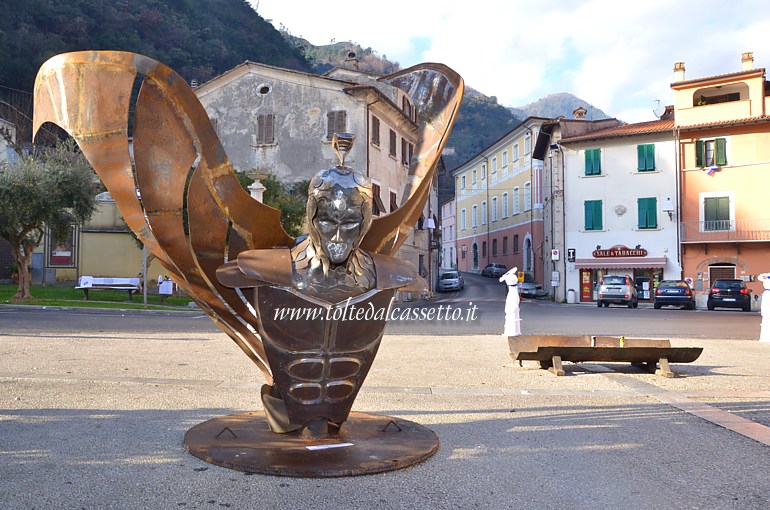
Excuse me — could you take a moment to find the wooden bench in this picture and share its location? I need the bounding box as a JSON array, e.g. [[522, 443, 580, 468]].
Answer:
[[508, 335, 703, 378], [75, 276, 141, 301]]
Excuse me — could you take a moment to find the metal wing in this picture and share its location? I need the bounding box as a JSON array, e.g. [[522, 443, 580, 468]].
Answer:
[[360, 63, 464, 255], [33, 51, 293, 382]]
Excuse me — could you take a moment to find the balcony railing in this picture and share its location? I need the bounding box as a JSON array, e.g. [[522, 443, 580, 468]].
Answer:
[[680, 218, 770, 243]]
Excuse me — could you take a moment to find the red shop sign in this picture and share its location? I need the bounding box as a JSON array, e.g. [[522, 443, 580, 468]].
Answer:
[[592, 244, 647, 258]]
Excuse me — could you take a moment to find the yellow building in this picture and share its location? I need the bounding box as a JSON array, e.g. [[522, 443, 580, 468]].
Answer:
[[452, 117, 548, 287]]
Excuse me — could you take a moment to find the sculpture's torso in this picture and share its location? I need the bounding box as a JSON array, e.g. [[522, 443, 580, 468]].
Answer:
[[254, 285, 395, 425]]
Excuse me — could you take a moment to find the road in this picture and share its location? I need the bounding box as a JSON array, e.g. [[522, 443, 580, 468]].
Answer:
[[0, 272, 761, 339]]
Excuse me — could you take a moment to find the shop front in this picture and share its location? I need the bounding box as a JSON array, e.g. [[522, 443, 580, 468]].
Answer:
[[574, 245, 667, 302]]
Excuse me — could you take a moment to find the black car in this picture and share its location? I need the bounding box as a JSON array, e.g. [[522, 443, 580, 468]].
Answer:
[[653, 280, 695, 309], [481, 263, 507, 278], [707, 279, 752, 311]]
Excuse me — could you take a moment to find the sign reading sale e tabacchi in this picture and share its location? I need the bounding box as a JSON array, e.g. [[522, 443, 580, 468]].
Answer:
[[592, 244, 648, 258]]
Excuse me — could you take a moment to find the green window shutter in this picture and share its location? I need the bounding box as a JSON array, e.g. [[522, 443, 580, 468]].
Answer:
[[704, 196, 730, 223], [593, 149, 601, 175], [638, 198, 647, 228], [637, 145, 645, 171], [704, 197, 717, 222], [717, 196, 729, 220], [646, 144, 655, 170], [593, 200, 603, 230], [715, 138, 727, 166], [649, 198, 657, 227], [585, 200, 602, 230], [695, 140, 704, 167], [585, 150, 593, 175]]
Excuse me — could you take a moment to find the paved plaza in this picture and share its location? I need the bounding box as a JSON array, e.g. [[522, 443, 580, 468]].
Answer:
[[2, 313, 770, 509]]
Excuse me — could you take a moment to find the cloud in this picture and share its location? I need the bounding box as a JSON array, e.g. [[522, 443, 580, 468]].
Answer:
[[253, 0, 770, 123]]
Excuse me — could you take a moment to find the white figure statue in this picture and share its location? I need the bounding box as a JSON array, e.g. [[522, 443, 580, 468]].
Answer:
[[500, 266, 521, 337], [760, 273, 770, 343]]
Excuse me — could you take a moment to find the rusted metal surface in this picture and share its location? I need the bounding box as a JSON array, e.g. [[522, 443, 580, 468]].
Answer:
[[183, 411, 439, 477], [33, 51, 463, 475], [509, 335, 703, 377]]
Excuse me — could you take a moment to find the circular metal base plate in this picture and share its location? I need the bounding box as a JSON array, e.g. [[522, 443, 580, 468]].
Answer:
[[183, 411, 439, 477]]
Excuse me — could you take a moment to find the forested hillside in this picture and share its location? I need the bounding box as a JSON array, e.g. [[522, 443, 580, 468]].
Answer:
[[0, 0, 311, 93]]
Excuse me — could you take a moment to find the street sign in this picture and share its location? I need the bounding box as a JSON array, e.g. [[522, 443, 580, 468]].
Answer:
[[567, 248, 576, 262], [551, 249, 560, 261]]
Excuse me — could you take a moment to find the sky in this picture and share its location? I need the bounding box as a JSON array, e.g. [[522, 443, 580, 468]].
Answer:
[[251, 0, 770, 123]]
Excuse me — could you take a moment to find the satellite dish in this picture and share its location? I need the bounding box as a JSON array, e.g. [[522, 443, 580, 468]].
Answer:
[[652, 99, 665, 119]]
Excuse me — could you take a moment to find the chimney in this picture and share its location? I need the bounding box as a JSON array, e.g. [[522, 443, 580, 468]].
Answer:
[[572, 106, 587, 120], [741, 51, 754, 70], [344, 51, 359, 70], [673, 62, 685, 82]]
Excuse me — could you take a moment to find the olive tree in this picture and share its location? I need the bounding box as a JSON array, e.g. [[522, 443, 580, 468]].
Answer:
[[0, 141, 97, 301]]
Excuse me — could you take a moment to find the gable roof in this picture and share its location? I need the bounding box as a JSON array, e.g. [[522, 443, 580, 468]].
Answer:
[[560, 118, 675, 144]]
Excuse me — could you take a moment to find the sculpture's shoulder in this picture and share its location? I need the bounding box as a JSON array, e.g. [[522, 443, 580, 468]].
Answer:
[[216, 248, 293, 288], [370, 252, 426, 293]]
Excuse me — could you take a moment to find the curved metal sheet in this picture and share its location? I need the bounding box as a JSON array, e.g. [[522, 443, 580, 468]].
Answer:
[[361, 63, 464, 255]]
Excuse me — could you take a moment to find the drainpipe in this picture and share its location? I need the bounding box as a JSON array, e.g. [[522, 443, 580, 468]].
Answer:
[[484, 156, 490, 269], [673, 125, 682, 278]]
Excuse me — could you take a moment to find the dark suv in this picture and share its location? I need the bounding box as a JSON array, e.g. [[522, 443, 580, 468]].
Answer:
[[707, 279, 752, 311]]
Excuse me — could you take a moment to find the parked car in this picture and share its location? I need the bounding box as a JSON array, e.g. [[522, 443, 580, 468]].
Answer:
[[653, 280, 695, 309], [437, 271, 464, 292], [597, 275, 638, 308], [707, 279, 752, 311], [518, 272, 542, 298], [481, 263, 507, 278]]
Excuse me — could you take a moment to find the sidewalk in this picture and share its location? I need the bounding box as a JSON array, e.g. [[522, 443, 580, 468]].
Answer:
[[2, 328, 770, 509]]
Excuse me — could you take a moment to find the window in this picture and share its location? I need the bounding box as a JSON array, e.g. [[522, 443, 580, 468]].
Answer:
[[584, 200, 603, 230], [472, 205, 478, 227], [491, 158, 497, 174], [502, 151, 508, 167], [524, 182, 532, 211], [637, 143, 655, 171], [492, 239, 498, 257], [481, 163, 486, 179], [371, 183, 386, 216], [327, 111, 346, 140], [704, 196, 730, 231], [472, 169, 477, 184], [401, 139, 413, 165], [637, 197, 658, 229], [256, 114, 274, 145], [502, 192, 509, 217], [461, 209, 467, 230], [390, 191, 398, 213], [585, 148, 601, 176], [371, 116, 380, 146], [461, 175, 466, 189], [491, 197, 498, 221], [482, 241, 487, 258], [513, 234, 519, 254], [389, 129, 397, 157], [513, 187, 520, 214], [524, 132, 531, 154], [502, 236, 509, 255], [513, 144, 519, 163], [696, 138, 727, 167], [481, 201, 487, 225]]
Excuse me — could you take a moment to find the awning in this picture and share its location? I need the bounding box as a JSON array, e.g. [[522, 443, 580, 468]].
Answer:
[[574, 257, 667, 269]]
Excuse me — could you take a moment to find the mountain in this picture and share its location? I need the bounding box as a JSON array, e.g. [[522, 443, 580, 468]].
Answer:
[[0, 0, 311, 94], [510, 92, 611, 121]]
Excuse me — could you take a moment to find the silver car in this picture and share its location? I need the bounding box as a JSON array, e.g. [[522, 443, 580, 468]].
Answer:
[[437, 271, 464, 292], [597, 274, 638, 308]]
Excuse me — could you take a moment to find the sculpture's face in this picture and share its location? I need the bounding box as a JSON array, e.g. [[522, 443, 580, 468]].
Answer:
[[313, 189, 365, 264], [307, 168, 372, 267]]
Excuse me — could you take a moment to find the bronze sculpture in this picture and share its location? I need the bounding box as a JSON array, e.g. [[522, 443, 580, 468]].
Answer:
[[33, 51, 463, 476]]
